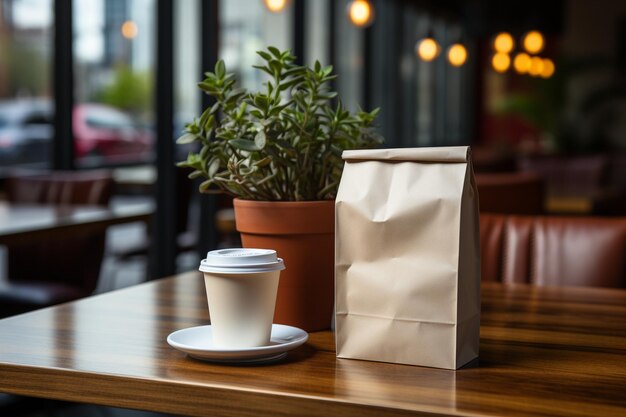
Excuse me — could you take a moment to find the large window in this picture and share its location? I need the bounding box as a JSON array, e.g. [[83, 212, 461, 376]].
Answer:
[[73, 0, 155, 168], [0, 0, 54, 172], [219, 0, 292, 91], [0, 0, 475, 172]]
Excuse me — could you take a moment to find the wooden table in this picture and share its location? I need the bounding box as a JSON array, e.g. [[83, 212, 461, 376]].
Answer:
[[0, 201, 154, 245], [0, 273, 625, 417]]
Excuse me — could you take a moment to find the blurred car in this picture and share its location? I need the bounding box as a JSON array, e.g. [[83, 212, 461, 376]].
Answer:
[[0, 99, 153, 166], [73, 103, 153, 165], [0, 99, 53, 165]]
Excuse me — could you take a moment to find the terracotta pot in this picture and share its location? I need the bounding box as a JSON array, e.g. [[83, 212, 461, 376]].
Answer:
[[233, 199, 334, 332]]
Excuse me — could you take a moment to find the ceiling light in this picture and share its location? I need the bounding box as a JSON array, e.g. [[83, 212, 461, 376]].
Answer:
[[523, 30, 544, 54], [447, 43, 468, 67], [513, 53, 531, 74], [347, 0, 375, 28], [264, 0, 290, 13], [493, 32, 514, 54], [416, 37, 441, 62], [491, 53, 511, 73]]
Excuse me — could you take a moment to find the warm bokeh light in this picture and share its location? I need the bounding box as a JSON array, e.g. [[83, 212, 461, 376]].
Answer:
[[493, 32, 514, 54], [121, 20, 138, 39], [491, 53, 511, 73], [416, 38, 441, 62], [528, 56, 544, 76], [513, 53, 531, 74], [347, 0, 374, 27], [264, 0, 289, 13], [447, 43, 468, 67], [523, 30, 544, 54], [541, 58, 555, 78]]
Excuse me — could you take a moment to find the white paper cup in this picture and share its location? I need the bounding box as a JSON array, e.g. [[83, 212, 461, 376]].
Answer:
[[199, 248, 284, 348]]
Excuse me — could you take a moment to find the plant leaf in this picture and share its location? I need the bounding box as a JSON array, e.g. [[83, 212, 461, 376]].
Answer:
[[176, 133, 198, 144], [199, 179, 214, 192], [207, 157, 221, 177], [268, 46, 282, 59], [255, 130, 267, 149], [254, 156, 272, 167], [188, 170, 204, 179], [257, 50, 272, 61], [200, 145, 210, 160], [215, 60, 226, 79], [230, 139, 261, 152]]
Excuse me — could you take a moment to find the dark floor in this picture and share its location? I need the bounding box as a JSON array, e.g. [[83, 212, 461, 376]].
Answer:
[[0, 395, 181, 417]]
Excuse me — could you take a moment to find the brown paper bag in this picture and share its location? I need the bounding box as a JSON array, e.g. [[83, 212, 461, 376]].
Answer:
[[335, 146, 480, 370]]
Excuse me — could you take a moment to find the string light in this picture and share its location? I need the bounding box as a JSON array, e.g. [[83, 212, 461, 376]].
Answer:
[[347, 0, 375, 28], [264, 0, 290, 13], [416, 37, 441, 62], [447, 43, 468, 67], [523, 30, 544, 54], [513, 53, 531, 74], [540, 58, 555, 78], [528, 56, 544, 76], [121, 20, 138, 39], [493, 32, 514, 54], [491, 53, 511, 73]]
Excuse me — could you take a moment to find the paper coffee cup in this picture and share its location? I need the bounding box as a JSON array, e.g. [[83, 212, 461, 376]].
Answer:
[[199, 248, 285, 348]]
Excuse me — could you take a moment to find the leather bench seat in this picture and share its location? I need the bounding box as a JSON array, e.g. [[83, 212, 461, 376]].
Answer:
[[480, 214, 626, 288]]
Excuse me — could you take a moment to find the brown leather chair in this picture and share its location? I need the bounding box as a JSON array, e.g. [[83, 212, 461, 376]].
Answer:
[[475, 172, 545, 215], [480, 214, 626, 288], [0, 171, 113, 317]]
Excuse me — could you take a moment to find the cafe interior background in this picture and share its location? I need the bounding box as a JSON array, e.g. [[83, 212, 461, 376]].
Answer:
[[0, 0, 625, 415]]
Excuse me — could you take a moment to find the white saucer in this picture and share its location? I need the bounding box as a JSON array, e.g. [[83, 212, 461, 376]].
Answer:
[[167, 324, 308, 364]]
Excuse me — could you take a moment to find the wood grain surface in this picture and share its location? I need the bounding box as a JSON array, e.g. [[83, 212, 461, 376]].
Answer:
[[0, 272, 625, 417]]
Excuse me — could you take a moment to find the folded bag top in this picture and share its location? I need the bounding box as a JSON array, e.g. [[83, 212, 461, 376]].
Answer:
[[335, 146, 480, 370], [342, 146, 470, 163]]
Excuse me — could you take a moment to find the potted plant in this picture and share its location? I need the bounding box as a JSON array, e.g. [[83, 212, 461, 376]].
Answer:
[[177, 46, 382, 331]]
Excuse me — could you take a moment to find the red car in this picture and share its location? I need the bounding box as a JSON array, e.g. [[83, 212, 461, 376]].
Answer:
[[0, 100, 154, 167], [73, 103, 154, 164]]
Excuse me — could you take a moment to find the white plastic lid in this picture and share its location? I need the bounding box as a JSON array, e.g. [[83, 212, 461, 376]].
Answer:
[[199, 248, 285, 274]]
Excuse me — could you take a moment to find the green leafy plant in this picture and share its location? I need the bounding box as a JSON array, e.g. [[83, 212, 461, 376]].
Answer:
[[177, 46, 382, 201], [99, 65, 152, 117]]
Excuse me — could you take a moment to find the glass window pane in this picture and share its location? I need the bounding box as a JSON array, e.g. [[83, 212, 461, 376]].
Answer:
[[219, 0, 293, 91], [73, 0, 155, 168], [305, 0, 329, 66], [0, 0, 54, 172], [335, 0, 363, 112], [174, 0, 199, 161]]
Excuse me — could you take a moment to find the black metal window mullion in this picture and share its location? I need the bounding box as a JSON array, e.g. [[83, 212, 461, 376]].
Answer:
[[150, 0, 177, 279], [197, 0, 220, 259], [53, 0, 75, 170], [328, 0, 337, 97], [293, 0, 305, 65]]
